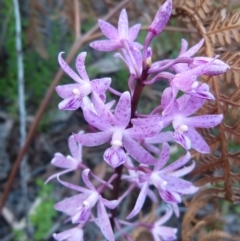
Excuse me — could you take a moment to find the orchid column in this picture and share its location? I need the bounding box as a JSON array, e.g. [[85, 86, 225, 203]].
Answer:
[[48, 0, 228, 240]]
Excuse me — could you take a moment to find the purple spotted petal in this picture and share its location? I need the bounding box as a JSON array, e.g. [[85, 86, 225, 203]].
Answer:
[[58, 97, 82, 110], [72, 206, 91, 223], [74, 131, 112, 147], [138, 172, 151, 183], [54, 193, 90, 216], [184, 114, 223, 128], [158, 188, 181, 203], [82, 169, 96, 191], [104, 146, 126, 168], [53, 227, 83, 241], [58, 52, 84, 84], [181, 39, 204, 57], [145, 131, 173, 144], [160, 174, 199, 194], [187, 83, 215, 100], [177, 95, 205, 116], [118, 9, 129, 39], [127, 182, 149, 219], [91, 92, 115, 124], [123, 135, 157, 165], [114, 91, 131, 128], [129, 23, 141, 41], [68, 134, 83, 161], [55, 84, 83, 99], [126, 122, 162, 139], [98, 19, 118, 40], [51, 153, 77, 169], [45, 168, 74, 183], [90, 40, 121, 52], [97, 201, 114, 241], [153, 227, 177, 241], [154, 142, 170, 171], [148, 0, 172, 36], [185, 127, 210, 153], [179, 39, 188, 55], [161, 152, 191, 173], [173, 131, 191, 150], [100, 197, 119, 209], [91, 78, 111, 95], [75, 52, 89, 81], [82, 103, 112, 130], [170, 161, 195, 177], [57, 176, 91, 193]]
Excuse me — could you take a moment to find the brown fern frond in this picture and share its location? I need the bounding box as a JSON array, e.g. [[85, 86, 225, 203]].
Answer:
[[174, 0, 213, 21], [199, 230, 239, 241], [207, 12, 240, 46], [220, 52, 240, 87], [182, 189, 222, 241]]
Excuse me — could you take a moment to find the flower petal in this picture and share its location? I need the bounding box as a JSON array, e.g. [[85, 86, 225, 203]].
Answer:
[[118, 9, 129, 39], [100, 197, 119, 209], [58, 97, 82, 110], [82, 169, 96, 191], [54, 193, 90, 216], [58, 52, 84, 84], [68, 133, 83, 161], [45, 168, 74, 183], [170, 161, 195, 177], [98, 19, 118, 40], [123, 135, 157, 165], [74, 131, 112, 147], [161, 152, 191, 173], [154, 142, 170, 171], [185, 114, 223, 128], [126, 122, 162, 139], [104, 146, 127, 168], [158, 188, 181, 203], [177, 94, 205, 116], [127, 182, 149, 219], [148, 0, 172, 36], [75, 52, 89, 81], [173, 131, 191, 150], [55, 84, 82, 99], [90, 40, 121, 52], [82, 103, 112, 131], [53, 227, 83, 241], [185, 127, 210, 153], [129, 23, 141, 41], [91, 78, 111, 95], [160, 174, 199, 194], [114, 91, 131, 128], [145, 131, 173, 144], [57, 176, 91, 193], [51, 153, 77, 169], [91, 92, 115, 124], [182, 38, 204, 57], [97, 201, 114, 241]]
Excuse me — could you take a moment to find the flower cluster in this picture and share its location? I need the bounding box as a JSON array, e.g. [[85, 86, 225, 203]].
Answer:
[[48, 0, 228, 240]]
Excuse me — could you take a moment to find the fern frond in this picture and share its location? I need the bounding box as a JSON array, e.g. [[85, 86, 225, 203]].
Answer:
[[220, 52, 240, 87], [207, 12, 240, 46], [199, 230, 239, 241]]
